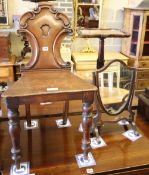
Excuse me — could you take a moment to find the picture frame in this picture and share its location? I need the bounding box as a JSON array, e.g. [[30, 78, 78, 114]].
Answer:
[[0, 0, 8, 26]]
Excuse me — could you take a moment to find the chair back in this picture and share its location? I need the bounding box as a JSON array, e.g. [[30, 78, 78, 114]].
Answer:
[[18, 2, 72, 71]]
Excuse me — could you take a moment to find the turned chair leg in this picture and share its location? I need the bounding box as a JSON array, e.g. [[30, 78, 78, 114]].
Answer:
[[25, 104, 32, 127], [63, 100, 69, 125]]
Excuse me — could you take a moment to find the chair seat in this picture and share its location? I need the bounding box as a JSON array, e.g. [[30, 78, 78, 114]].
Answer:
[[3, 70, 96, 98]]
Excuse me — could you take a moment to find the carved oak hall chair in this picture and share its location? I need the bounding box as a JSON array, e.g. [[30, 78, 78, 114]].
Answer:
[[2, 2, 97, 169], [20, 2, 73, 126]]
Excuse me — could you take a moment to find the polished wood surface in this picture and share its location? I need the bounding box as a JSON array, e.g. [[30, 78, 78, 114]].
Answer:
[[3, 70, 96, 98], [78, 29, 130, 38], [0, 32, 10, 62], [0, 105, 149, 175]]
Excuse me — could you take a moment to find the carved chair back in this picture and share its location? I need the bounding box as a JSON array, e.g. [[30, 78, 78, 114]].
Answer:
[[18, 2, 72, 71]]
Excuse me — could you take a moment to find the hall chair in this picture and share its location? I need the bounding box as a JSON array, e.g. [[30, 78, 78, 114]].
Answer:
[[17, 3, 73, 127], [91, 59, 139, 141], [2, 2, 97, 169]]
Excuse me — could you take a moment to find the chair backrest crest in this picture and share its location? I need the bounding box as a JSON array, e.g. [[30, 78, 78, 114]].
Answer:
[[18, 2, 72, 71]]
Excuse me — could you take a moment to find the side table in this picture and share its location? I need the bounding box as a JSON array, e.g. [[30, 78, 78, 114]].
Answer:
[[78, 29, 130, 68]]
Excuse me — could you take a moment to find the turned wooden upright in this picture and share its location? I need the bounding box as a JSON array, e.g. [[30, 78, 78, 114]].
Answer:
[[2, 2, 97, 169]]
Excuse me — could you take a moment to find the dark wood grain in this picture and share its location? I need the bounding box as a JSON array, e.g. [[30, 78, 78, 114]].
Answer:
[[0, 106, 149, 175]]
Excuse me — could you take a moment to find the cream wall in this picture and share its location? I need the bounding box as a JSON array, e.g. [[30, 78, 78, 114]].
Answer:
[[72, 0, 144, 53], [5, 0, 72, 57], [0, 0, 144, 57], [100, 0, 143, 52], [7, 0, 37, 56]]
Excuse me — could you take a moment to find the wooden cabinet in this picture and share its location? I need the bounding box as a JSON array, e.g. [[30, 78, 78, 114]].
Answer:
[[0, 32, 15, 83], [0, 55, 16, 82], [73, 0, 103, 37], [0, 32, 10, 61], [121, 7, 149, 92]]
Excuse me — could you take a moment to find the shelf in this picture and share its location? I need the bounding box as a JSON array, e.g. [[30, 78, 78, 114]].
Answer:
[[78, 3, 100, 6], [130, 52, 136, 56], [144, 41, 149, 44], [132, 29, 139, 32], [131, 41, 138, 44]]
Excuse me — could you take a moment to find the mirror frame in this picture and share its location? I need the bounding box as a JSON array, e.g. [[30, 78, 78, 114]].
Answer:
[[93, 59, 136, 116]]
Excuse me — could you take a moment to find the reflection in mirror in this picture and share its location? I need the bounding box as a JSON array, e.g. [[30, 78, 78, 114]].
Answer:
[[98, 61, 132, 115], [91, 59, 138, 142]]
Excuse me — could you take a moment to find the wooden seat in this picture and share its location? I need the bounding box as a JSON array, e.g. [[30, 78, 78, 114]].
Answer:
[[2, 2, 97, 170]]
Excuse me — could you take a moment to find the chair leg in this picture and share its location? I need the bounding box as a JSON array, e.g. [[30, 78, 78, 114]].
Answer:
[[63, 100, 69, 125], [123, 124, 129, 131], [25, 104, 32, 127]]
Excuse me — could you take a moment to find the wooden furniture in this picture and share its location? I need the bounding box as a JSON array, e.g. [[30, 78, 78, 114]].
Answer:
[[0, 32, 15, 82], [0, 33, 15, 116], [0, 32, 10, 62], [0, 55, 16, 82], [138, 88, 149, 121], [1, 108, 149, 175], [91, 59, 137, 141], [121, 7, 149, 92], [72, 51, 129, 81], [78, 29, 130, 68], [72, 0, 103, 37], [2, 2, 97, 170]]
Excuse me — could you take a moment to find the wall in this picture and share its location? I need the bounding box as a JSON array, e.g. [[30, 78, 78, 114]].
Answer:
[[2, 0, 73, 57], [0, 0, 144, 56], [100, 0, 143, 52]]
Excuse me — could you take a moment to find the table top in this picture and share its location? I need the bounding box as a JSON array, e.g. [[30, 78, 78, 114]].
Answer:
[[78, 28, 130, 38], [2, 70, 97, 98]]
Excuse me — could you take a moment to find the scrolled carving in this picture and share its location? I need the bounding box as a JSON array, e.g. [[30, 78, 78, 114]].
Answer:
[[18, 2, 72, 70], [40, 24, 50, 37]]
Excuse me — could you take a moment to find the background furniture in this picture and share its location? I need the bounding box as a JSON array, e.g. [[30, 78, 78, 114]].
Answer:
[[0, 56, 16, 83], [0, 32, 15, 117], [78, 29, 130, 68], [72, 0, 103, 37], [2, 2, 97, 169], [0, 32, 10, 62], [138, 87, 149, 121], [0, 32, 15, 82], [91, 59, 137, 141], [72, 51, 129, 82], [122, 6, 149, 93]]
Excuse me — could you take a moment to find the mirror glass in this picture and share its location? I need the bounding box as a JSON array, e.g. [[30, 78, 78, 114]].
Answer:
[[98, 61, 133, 115]]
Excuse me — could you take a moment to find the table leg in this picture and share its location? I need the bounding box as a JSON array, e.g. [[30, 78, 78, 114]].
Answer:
[[63, 100, 69, 125], [25, 104, 32, 127], [82, 98, 93, 160], [8, 106, 21, 169], [97, 37, 105, 69]]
